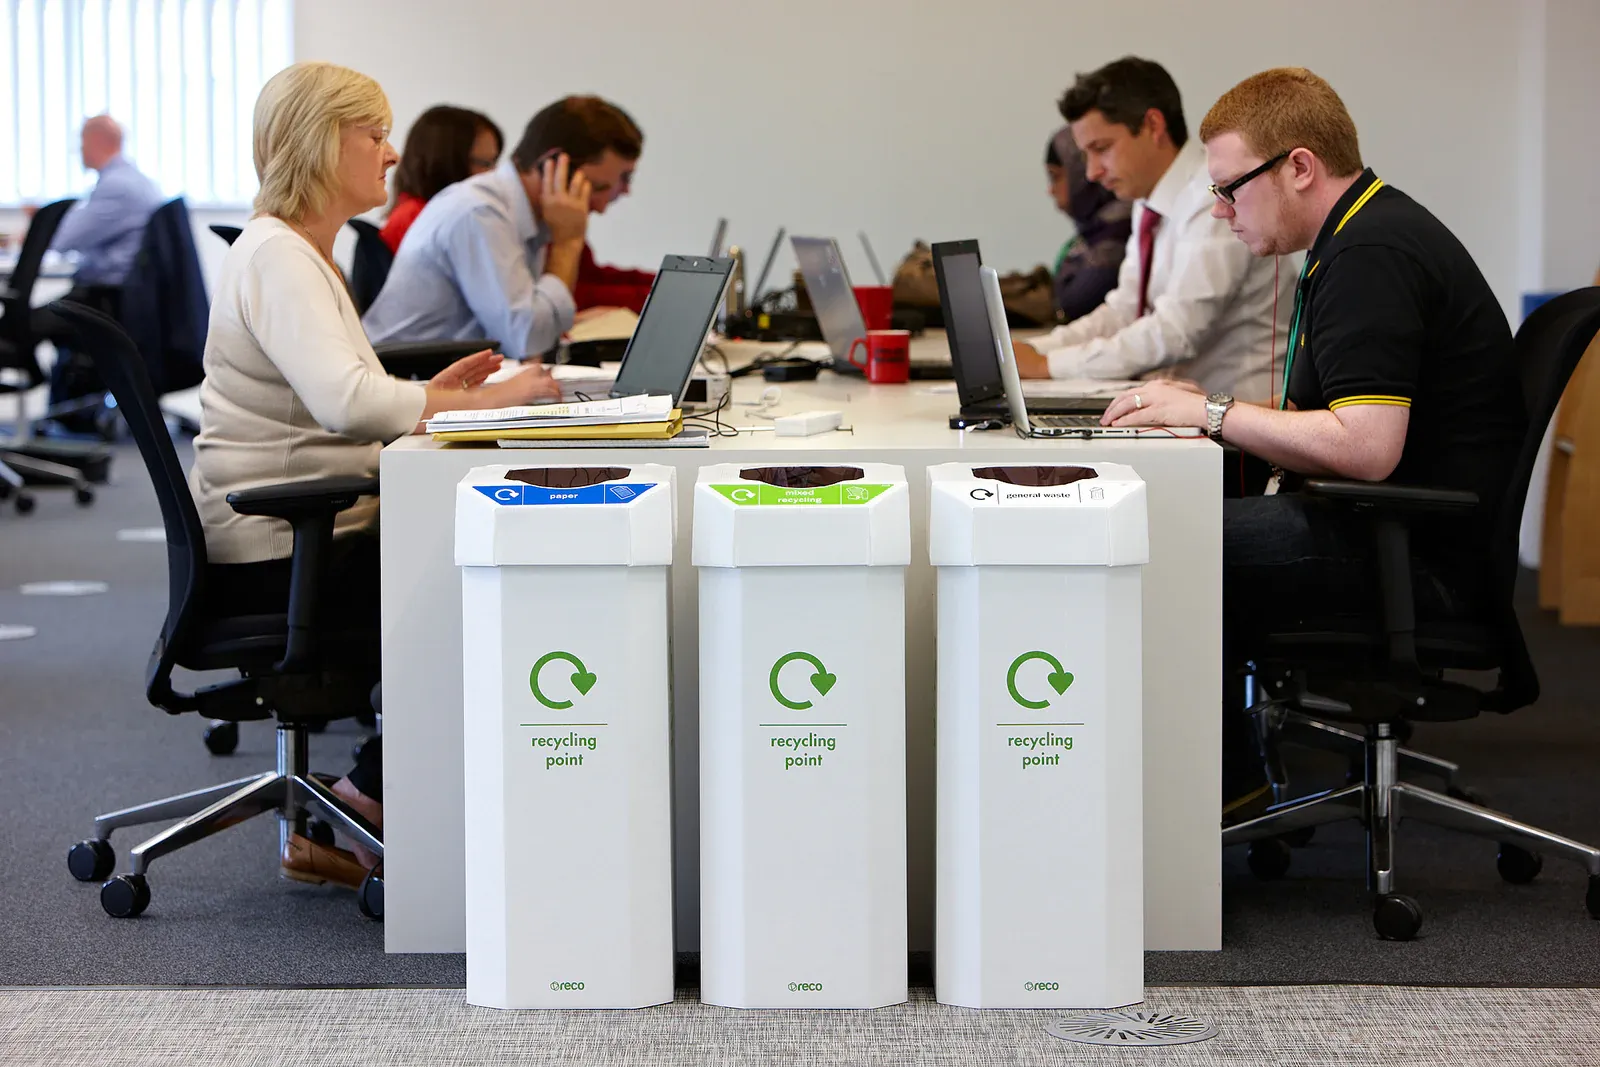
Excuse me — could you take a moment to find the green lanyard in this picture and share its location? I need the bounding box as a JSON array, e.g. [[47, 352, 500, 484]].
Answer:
[[1279, 258, 1313, 411]]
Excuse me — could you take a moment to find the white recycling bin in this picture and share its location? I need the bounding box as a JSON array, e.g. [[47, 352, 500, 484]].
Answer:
[[456, 463, 675, 1010], [693, 463, 910, 1009], [928, 462, 1148, 1009]]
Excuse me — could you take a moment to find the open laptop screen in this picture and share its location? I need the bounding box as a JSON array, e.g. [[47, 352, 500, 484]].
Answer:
[[610, 254, 732, 403], [931, 240, 1002, 406], [791, 236, 867, 369]]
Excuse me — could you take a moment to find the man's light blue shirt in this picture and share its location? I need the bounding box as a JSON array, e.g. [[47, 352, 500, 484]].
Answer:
[[362, 160, 576, 360], [50, 155, 162, 286]]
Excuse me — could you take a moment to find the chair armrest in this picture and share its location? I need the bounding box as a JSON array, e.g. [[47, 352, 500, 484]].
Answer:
[[225, 475, 378, 673], [225, 474, 378, 519], [374, 339, 499, 381], [1302, 478, 1479, 512]]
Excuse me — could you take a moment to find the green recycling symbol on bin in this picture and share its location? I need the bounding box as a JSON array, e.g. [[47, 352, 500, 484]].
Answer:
[[1006, 651, 1074, 710], [769, 652, 837, 711], [530, 651, 598, 710]]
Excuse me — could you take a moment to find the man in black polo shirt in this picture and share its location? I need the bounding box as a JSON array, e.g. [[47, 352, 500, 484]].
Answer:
[[1098, 67, 1526, 816]]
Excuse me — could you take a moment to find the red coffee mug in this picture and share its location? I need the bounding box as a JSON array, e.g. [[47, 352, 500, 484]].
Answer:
[[853, 285, 894, 331], [847, 329, 911, 384]]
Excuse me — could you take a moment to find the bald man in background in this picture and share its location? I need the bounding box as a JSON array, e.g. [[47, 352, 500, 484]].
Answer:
[[26, 116, 161, 429], [34, 115, 162, 304]]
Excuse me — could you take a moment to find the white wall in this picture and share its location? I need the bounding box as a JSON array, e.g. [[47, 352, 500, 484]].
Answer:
[[296, 0, 1546, 319]]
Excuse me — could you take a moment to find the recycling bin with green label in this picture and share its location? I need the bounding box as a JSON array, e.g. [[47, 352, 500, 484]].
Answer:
[[928, 462, 1148, 1009], [455, 463, 675, 1010], [693, 462, 910, 1009]]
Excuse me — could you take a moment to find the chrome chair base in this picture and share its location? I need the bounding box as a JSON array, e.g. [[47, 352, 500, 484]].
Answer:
[[70, 724, 381, 917]]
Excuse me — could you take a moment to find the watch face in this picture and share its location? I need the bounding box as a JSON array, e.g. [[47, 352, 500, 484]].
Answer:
[[1207, 392, 1232, 405]]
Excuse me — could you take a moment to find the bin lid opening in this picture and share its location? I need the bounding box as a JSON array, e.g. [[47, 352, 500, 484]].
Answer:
[[505, 466, 632, 489], [971, 465, 1098, 487], [739, 465, 865, 488]]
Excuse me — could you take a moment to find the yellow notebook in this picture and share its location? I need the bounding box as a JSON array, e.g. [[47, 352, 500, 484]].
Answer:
[[433, 414, 683, 443]]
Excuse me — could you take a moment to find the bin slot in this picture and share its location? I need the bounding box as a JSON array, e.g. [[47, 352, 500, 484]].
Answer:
[[970, 465, 1097, 487], [506, 466, 632, 489], [738, 465, 865, 489]]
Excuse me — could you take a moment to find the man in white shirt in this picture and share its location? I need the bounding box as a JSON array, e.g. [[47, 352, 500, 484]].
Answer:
[[1013, 57, 1297, 403]]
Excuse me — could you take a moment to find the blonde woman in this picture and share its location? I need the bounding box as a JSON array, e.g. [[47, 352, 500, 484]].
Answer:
[[190, 61, 557, 889]]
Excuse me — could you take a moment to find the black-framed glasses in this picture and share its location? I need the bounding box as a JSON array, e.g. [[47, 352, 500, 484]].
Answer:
[[1208, 150, 1291, 206]]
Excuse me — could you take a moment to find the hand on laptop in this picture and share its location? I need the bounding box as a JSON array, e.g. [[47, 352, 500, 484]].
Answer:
[[1010, 340, 1052, 379], [1101, 380, 1207, 428], [492, 361, 563, 406]]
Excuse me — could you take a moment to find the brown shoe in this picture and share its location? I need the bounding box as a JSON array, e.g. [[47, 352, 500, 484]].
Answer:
[[281, 832, 369, 891]]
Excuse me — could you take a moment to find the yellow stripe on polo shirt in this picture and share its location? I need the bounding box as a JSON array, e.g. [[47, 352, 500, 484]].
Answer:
[[1328, 394, 1411, 410]]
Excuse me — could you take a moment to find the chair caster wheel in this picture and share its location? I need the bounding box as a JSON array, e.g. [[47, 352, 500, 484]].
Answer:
[[1497, 843, 1543, 885], [306, 818, 337, 849], [203, 721, 238, 756], [15, 493, 35, 514], [1282, 826, 1315, 848], [1373, 893, 1423, 941], [101, 874, 150, 918], [358, 866, 384, 921], [1246, 838, 1292, 880], [68, 839, 115, 882], [352, 735, 378, 766], [1587, 875, 1600, 920], [74, 487, 94, 506]]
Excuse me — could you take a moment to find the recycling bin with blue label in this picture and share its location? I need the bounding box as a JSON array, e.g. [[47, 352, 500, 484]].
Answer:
[[693, 462, 910, 1009], [456, 464, 675, 1010], [928, 462, 1148, 1010]]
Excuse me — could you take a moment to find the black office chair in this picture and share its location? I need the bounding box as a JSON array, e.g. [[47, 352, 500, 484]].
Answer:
[[347, 218, 392, 315], [209, 224, 242, 246], [51, 300, 385, 920], [1223, 288, 1600, 940], [0, 198, 100, 511]]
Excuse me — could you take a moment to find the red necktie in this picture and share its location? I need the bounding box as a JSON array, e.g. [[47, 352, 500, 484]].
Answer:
[[1136, 206, 1163, 317]]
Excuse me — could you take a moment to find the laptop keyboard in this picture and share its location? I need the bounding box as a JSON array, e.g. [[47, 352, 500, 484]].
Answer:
[[1031, 414, 1104, 429]]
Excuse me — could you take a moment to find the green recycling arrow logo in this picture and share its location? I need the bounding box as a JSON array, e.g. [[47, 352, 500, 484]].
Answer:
[[768, 651, 837, 710], [1006, 651, 1074, 710], [530, 651, 597, 710]]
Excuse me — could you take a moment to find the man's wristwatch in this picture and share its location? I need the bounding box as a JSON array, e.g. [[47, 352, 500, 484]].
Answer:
[[1205, 392, 1234, 439]]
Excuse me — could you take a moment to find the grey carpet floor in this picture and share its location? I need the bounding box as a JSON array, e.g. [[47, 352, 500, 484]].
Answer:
[[1, 442, 1598, 988], [3, 985, 1599, 1066]]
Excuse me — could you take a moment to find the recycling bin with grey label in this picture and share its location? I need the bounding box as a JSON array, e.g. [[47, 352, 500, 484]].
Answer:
[[928, 462, 1148, 1009]]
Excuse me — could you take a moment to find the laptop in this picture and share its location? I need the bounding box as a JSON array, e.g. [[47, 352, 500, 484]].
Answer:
[[791, 235, 869, 375], [560, 253, 734, 408], [981, 266, 1203, 440], [932, 239, 1112, 418]]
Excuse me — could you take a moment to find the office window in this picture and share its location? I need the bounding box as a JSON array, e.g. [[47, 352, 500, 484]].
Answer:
[[0, 0, 292, 207]]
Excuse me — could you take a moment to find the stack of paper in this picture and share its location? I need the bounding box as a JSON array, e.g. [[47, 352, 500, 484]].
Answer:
[[428, 394, 682, 442]]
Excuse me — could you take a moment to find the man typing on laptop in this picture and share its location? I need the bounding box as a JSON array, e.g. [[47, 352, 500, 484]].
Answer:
[[1010, 57, 1297, 405]]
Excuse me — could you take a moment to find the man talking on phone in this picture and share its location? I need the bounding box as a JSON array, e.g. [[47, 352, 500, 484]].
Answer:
[[365, 95, 642, 360]]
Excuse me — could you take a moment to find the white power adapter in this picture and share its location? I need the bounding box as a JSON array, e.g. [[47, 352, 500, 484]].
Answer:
[[773, 410, 844, 437]]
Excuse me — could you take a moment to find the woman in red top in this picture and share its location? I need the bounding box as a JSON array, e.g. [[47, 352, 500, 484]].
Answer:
[[379, 105, 503, 254]]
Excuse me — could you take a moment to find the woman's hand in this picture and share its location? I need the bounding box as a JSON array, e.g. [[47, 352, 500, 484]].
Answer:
[[485, 361, 563, 406], [428, 349, 503, 392]]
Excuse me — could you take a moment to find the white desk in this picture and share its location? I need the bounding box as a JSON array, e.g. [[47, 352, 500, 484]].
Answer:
[[380, 364, 1223, 954]]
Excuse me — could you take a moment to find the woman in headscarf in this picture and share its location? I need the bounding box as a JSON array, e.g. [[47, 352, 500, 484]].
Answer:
[[1045, 126, 1132, 322]]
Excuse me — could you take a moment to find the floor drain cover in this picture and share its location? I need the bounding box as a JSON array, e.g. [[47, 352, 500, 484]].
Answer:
[[0, 624, 38, 641], [20, 581, 109, 596], [1046, 1010, 1217, 1047]]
